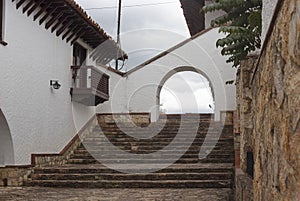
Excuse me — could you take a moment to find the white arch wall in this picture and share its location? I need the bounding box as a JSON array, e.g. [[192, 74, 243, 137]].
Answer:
[[155, 66, 215, 114], [0, 109, 14, 166], [0, 1, 95, 165], [97, 28, 237, 121]]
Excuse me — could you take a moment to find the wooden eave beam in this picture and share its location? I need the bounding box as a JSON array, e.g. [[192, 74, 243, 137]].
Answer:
[[16, 0, 26, 9], [62, 22, 81, 40], [45, 8, 66, 29], [39, 5, 59, 25], [56, 18, 75, 36], [71, 29, 86, 45], [51, 15, 64, 33], [66, 26, 83, 42], [27, 0, 45, 16], [34, 1, 52, 21], [23, 0, 34, 13], [51, 14, 72, 33]]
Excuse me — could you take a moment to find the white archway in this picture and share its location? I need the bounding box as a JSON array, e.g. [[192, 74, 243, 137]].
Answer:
[[99, 28, 236, 122], [156, 66, 215, 115], [0, 109, 14, 166]]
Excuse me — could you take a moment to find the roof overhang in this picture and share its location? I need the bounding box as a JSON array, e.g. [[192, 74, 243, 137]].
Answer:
[[13, 0, 127, 64]]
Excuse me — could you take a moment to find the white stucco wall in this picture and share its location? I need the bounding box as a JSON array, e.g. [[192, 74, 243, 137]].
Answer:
[[97, 28, 237, 122], [0, 110, 14, 166], [0, 1, 94, 165], [262, 0, 279, 43]]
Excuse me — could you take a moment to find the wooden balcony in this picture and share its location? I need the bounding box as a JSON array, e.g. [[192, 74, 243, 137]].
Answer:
[[71, 66, 109, 106]]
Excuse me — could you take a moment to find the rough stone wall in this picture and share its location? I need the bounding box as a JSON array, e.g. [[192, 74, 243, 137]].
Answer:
[[237, 56, 258, 173], [251, 0, 300, 200], [236, 0, 300, 200], [235, 56, 257, 201], [0, 167, 32, 186], [235, 169, 254, 201]]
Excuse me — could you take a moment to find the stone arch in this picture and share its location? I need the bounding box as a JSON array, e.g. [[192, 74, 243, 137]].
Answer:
[[0, 109, 14, 166], [156, 66, 215, 113]]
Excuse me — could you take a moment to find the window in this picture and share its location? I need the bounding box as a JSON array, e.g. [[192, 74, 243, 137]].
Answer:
[[0, 0, 6, 45], [73, 43, 87, 67], [246, 151, 254, 178]]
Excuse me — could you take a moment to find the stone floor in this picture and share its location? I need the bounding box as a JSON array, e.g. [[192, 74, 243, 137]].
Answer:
[[0, 187, 233, 201]]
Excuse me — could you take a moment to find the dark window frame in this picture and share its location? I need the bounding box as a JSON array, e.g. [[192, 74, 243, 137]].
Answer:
[[73, 43, 87, 67], [0, 0, 7, 46], [0, 0, 3, 40], [246, 151, 254, 178]]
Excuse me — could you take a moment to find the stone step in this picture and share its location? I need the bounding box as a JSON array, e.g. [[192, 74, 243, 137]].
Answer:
[[33, 163, 234, 174], [28, 114, 234, 189], [87, 134, 231, 140], [70, 153, 234, 160], [82, 138, 234, 143], [93, 128, 225, 133], [31, 172, 232, 181], [80, 141, 233, 148], [84, 135, 233, 140], [77, 145, 234, 152], [73, 149, 234, 155], [67, 158, 234, 165], [28, 179, 231, 188]]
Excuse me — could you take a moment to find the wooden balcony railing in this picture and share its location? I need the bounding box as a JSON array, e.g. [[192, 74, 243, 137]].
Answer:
[[71, 66, 109, 106]]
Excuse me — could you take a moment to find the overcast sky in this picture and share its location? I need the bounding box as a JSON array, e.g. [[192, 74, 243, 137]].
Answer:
[[75, 0, 214, 114], [75, 0, 190, 70]]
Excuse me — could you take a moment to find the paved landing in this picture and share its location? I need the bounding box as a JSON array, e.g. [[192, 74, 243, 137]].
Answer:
[[0, 187, 233, 201]]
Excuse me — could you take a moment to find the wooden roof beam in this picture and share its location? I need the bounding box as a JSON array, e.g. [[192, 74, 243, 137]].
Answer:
[[56, 18, 75, 36], [51, 14, 73, 33], [16, 0, 26, 9], [39, 6, 59, 25], [71, 29, 86, 45], [34, 1, 52, 21], [51, 15, 64, 33], [66, 26, 84, 43], [62, 22, 81, 40], [27, 0, 45, 17], [22, 0, 34, 13], [45, 8, 66, 29]]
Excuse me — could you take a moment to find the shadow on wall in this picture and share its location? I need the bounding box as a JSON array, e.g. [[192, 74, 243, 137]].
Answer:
[[0, 109, 14, 166]]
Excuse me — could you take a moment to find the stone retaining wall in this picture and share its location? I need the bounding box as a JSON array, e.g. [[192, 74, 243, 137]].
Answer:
[[97, 113, 151, 127], [0, 166, 32, 187], [236, 0, 300, 200], [0, 116, 98, 187]]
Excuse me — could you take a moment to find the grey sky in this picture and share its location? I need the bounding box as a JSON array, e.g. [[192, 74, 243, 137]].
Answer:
[[160, 72, 214, 114], [75, 0, 190, 70]]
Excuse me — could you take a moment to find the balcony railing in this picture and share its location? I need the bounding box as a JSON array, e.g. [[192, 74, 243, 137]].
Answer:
[[71, 66, 109, 106]]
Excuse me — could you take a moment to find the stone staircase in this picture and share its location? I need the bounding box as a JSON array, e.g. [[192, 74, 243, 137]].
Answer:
[[28, 114, 235, 189]]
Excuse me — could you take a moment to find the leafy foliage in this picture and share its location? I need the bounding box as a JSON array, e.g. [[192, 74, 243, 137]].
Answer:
[[202, 0, 262, 67]]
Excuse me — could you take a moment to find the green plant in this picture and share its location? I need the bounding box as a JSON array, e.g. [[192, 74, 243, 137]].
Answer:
[[203, 0, 262, 67]]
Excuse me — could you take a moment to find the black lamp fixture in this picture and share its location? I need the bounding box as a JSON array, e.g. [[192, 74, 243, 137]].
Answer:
[[50, 80, 61, 90]]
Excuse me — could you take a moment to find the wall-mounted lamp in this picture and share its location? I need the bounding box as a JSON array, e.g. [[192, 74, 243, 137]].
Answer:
[[50, 80, 61, 90]]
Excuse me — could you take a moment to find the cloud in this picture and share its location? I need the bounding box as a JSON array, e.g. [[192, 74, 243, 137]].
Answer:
[[120, 29, 188, 69], [75, 0, 190, 69], [160, 72, 214, 114]]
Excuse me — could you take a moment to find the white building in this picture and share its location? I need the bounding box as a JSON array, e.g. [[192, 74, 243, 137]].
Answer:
[[0, 0, 127, 165], [0, 0, 237, 166]]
